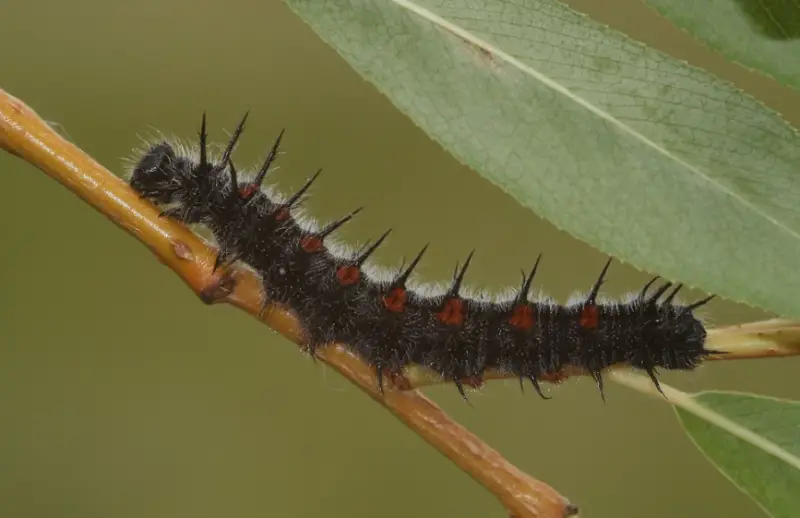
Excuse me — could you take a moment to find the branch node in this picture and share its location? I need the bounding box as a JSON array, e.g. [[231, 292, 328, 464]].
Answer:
[[171, 240, 195, 261], [198, 270, 236, 305]]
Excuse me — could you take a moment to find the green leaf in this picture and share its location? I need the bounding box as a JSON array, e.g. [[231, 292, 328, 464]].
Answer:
[[675, 392, 800, 518], [644, 0, 800, 90], [285, 0, 800, 318], [611, 373, 800, 518]]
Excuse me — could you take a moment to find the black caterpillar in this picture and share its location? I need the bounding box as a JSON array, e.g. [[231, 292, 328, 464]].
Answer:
[[129, 113, 717, 401]]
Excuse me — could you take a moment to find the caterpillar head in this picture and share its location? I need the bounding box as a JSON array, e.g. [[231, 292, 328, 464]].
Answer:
[[130, 142, 186, 205], [656, 306, 712, 370], [130, 141, 226, 226], [624, 304, 711, 381]]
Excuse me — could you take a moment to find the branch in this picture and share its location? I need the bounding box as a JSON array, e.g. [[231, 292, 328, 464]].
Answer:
[[0, 88, 579, 518]]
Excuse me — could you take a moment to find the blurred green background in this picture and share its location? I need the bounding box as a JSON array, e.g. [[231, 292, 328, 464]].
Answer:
[[2, 1, 799, 517]]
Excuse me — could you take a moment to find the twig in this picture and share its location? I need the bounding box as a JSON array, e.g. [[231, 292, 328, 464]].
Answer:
[[0, 88, 580, 517]]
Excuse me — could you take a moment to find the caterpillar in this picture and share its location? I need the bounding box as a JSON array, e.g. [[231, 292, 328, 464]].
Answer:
[[128, 113, 717, 401]]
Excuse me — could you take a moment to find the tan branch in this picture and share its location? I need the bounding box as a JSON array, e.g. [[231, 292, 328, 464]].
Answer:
[[0, 88, 579, 518]]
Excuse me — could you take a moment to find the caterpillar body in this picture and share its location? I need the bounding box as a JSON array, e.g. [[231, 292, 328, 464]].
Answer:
[[129, 113, 716, 401]]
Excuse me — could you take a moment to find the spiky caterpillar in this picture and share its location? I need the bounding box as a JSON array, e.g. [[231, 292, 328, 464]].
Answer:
[[128, 113, 717, 401]]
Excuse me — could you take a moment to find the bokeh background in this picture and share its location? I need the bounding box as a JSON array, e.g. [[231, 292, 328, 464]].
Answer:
[[2, 1, 800, 517]]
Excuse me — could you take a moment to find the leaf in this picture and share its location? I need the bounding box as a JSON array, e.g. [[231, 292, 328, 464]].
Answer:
[[285, 0, 800, 319], [644, 0, 800, 90], [677, 393, 800, 518], [611, 373, 800, 518]]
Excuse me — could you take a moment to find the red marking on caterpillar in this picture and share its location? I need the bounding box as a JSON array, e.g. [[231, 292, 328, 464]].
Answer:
[[438, 298, 465, 326], [383, 288, 407, 312], [300, 236, 324, 253], [509, 304, 535, 330], [579, 306, 599, 329], [336, 265, 361, 286], [128, 113, 719, 401], [239, 184, 259, 199]]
